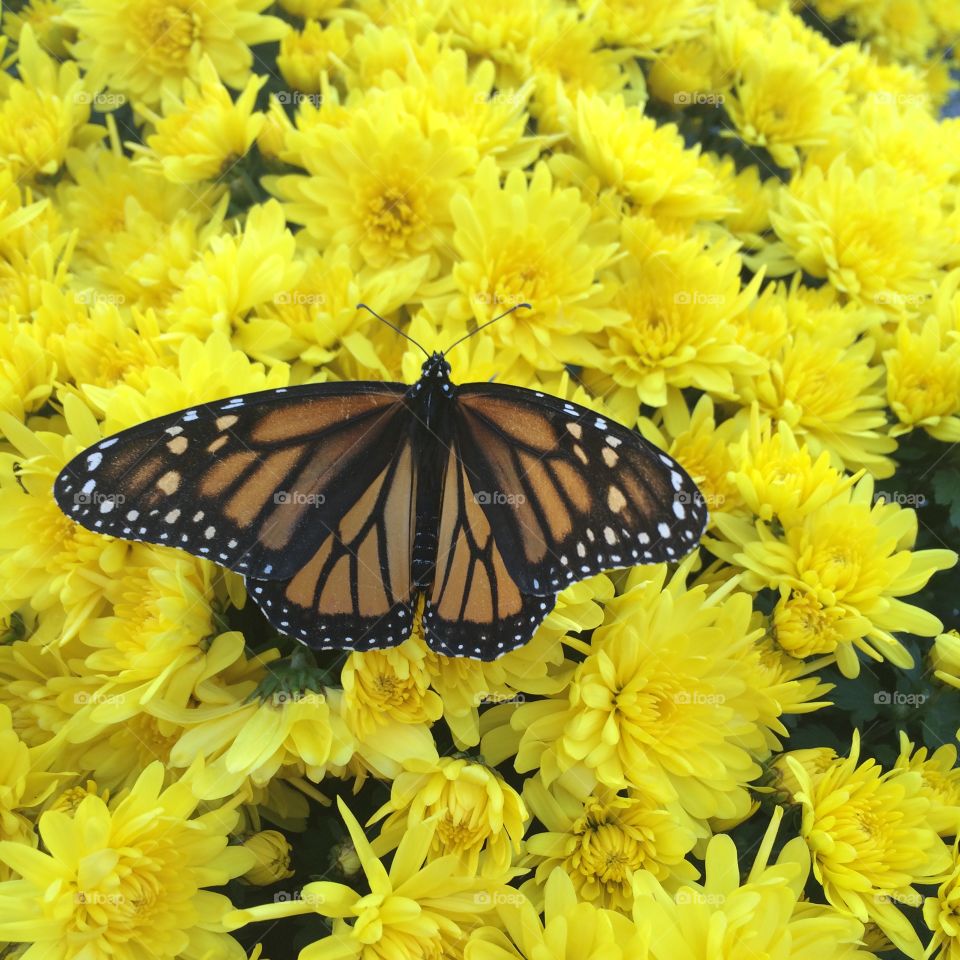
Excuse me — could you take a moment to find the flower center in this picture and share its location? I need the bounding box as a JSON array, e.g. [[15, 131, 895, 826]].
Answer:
[[135, 1, 201, 68], [365, 187, 418, 244]]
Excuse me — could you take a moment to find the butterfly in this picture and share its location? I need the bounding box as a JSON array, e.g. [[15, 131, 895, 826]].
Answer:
[[53, 306, 708, 661]]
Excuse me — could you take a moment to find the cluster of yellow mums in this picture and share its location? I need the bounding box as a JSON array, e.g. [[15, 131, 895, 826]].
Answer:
[[0, 0, 960, 958]]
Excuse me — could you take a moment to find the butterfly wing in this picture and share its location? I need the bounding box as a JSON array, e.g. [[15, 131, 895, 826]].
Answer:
[[248, 427, 418, 652], [53, 383, 407, 580], [423, 442, 556, 659], [450, 383, 708, 594]]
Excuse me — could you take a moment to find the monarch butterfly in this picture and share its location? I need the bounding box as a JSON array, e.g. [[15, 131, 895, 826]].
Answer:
[[53, 306, 707, 660]]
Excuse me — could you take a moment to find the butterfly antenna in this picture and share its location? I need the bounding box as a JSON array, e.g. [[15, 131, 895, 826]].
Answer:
[[356, 303, 430, 359], [443, 302, 532, 356]]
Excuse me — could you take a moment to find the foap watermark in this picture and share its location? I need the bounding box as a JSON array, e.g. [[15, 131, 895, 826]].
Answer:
[[472, 291, 528, 307], [873, 491, 926, 508], [474, 90, 526, 107], [674, 890, 726, 906], [274, 291, 327, 306], [272, 690, 325, 706], [874, 291, 927, 308], [474, 890, 526, 906], [274, 889, 326, 906], [274, 491, 326, 507], [675, 490, 725, 510], [74, 691, 127, 706], [874, 691, 928, 707], [673, 91, 725, 106], [75, 290, 126, 307], [276, 91, 323, 108], [75, 91, 127, 109], [75, 891, 125, 905], [474, 491, 526, 506], [871, 91, 928, 107], [674, 290, 726, 305], [474, 691, 526, 706], [673, 691, 726, 706], [74, 491, 125, 508]]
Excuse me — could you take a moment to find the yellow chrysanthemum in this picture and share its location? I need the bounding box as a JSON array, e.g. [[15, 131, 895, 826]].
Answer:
[[768, 158, 954, 307], [132, 56, 266, 184], [504, 559, 782, 823], [439, 0, 550, 67], [579, 0, 709, 53], [340, 642, 443, 740], [277, 19, 350, 95], [522, 776, 699, 911], [0, 761, 254, 959], [466, 867, 645, 960], [772, 588, 872, 659], [448, 159, 624, 370], [0, 26, 102, 180], [603, 219, 763, 407], [555, 92, 730, 227], [370, 756, 527, 878], [925, 839, 960, 960], [893, 733, 960, 837], [2, 0, 74, 57], [0, 319, 56, 423], [270, 94, 474, 276], [65, 0, 287, 105], [712, 475, 956, 677], [631, 806, 876, 960], [227, 796, 495, 960], [243, 830, 295, 886], [932, 630, 960, 690], [736, 331, 896, 477], [885, 315, 960, 442], [789, 732, 952, 958]]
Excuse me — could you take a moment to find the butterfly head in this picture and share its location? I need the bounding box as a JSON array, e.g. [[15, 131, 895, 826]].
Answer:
[[420, 352, 452, 383]]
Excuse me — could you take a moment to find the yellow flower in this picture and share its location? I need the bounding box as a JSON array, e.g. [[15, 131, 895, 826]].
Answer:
[[0, 319, 55, 423], [522, 776, 698, 911], [243, 830, 295, 886], [278, 19, 349, 94], [449, 159, 625, 370], [509, 559, 782, 823], [370, 756, 527, 878], [0, 761, 255, 959], [730, 411, 859, 526], [924, 839, 960, 960], [772, 588, 872, 659], [65, 0, 287, 105], [580, 0, 709, 52], [226, 796, 495, 960], [340, 642, 443, 740], [604, 219, 763, 406], [789, 732, 952, 958], [885, 316, 960, 442], [723, 42, 850, 168], [769, 746, 839, 801], [466, 867, 645, 960], [0, 25, 102, 180], [736, 331, 896, 478], [632, 805, 876, 960], [556, 92, 730, 226], [165, 202, 305, 341], [440, 0, 551, 67], [893, 733, 960, 837], [132, 56, 266, 184], [270, 94, 474, 276], [932, 630, 960, 690], [57, 143, 226, 313], [0, 400, 129, 642], [768, 157, 954, 307], [712, 476, 956, 677], [2, 0, 74, 57]]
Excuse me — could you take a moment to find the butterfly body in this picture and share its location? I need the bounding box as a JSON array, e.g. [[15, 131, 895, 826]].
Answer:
[[54, 352, 707, 660]]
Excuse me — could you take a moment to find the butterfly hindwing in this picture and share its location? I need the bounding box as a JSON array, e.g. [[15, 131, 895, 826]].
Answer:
[[248, 426, 418, 653], [53, 383, 407, 580], [423, 442, 556, 659], [452, 383, 708, 594]]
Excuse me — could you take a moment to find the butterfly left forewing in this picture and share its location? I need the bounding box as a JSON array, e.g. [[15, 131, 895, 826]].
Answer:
[[452, 384, 708, 594], [423, 443, 556, 660]]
